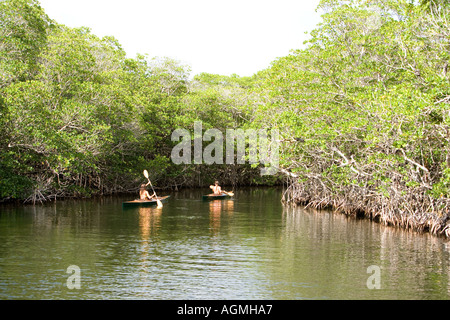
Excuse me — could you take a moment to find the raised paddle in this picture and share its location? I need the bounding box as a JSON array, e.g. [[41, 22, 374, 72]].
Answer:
[[143, 170, 163, 208]]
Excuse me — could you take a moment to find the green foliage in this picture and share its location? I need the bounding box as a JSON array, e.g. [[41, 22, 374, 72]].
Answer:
[[2, 0, 449, 220], [0, 151, 33, 200], [0, 0, 263, 201], [248, 0, 450, 226], [0, 0, 50, 84]]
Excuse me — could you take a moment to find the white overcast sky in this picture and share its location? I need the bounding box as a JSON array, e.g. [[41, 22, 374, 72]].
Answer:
[[38, 0, 322, 77]]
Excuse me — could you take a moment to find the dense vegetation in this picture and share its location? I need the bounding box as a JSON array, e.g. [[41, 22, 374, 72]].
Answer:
[[0, 0, 268, 203], [1, 0, 450, 236], [249, 0, 450, 237]]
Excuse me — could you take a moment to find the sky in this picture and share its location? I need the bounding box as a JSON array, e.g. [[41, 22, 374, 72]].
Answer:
[[38, 0, 323, 77]]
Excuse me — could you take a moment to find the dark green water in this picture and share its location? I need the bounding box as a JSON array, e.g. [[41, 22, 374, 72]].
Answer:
[[0, 188, 448, 300]]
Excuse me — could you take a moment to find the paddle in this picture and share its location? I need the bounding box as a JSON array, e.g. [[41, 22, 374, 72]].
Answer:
[[143, 170, 163, 208]]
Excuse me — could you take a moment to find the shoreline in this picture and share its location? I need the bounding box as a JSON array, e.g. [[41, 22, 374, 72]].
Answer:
[[3, 182, 449, 239], [283, 184, 450, 239]]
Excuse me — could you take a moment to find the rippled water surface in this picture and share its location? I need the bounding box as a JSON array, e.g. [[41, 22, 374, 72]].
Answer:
[[0, 188, 448, 299]]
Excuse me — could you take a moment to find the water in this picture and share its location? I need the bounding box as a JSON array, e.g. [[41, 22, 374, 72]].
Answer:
[[0, 188, 448, 300]]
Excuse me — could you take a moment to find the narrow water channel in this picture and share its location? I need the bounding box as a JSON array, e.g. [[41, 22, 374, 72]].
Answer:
[[0, 188, 448, 299]]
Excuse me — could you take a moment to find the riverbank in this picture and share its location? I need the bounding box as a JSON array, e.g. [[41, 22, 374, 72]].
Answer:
[[283, 181, 450, 239], [3, 178, 449, 240], [0, 180, 282, 206]]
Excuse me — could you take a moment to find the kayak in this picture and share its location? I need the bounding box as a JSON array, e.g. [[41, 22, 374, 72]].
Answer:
[[122, 196, 170, 208], [202, 193, 232, 200]]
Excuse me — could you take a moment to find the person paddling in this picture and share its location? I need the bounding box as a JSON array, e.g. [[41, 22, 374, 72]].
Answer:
[[210, 181, 223, 195], [140, 183, 156, 200]]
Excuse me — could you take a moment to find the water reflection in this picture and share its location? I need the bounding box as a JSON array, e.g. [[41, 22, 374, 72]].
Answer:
[[138, 207, 162, 240], [0, 189, 448, 300], [209, 200, 234, 236], [280, 204, 450, 299], [137, 207, 162, 291]]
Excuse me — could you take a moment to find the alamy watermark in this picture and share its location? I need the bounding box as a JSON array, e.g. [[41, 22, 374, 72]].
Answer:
[[171, 121, 280, 176], [366, 265, 381, 290], [66, 265, 81, 289]]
